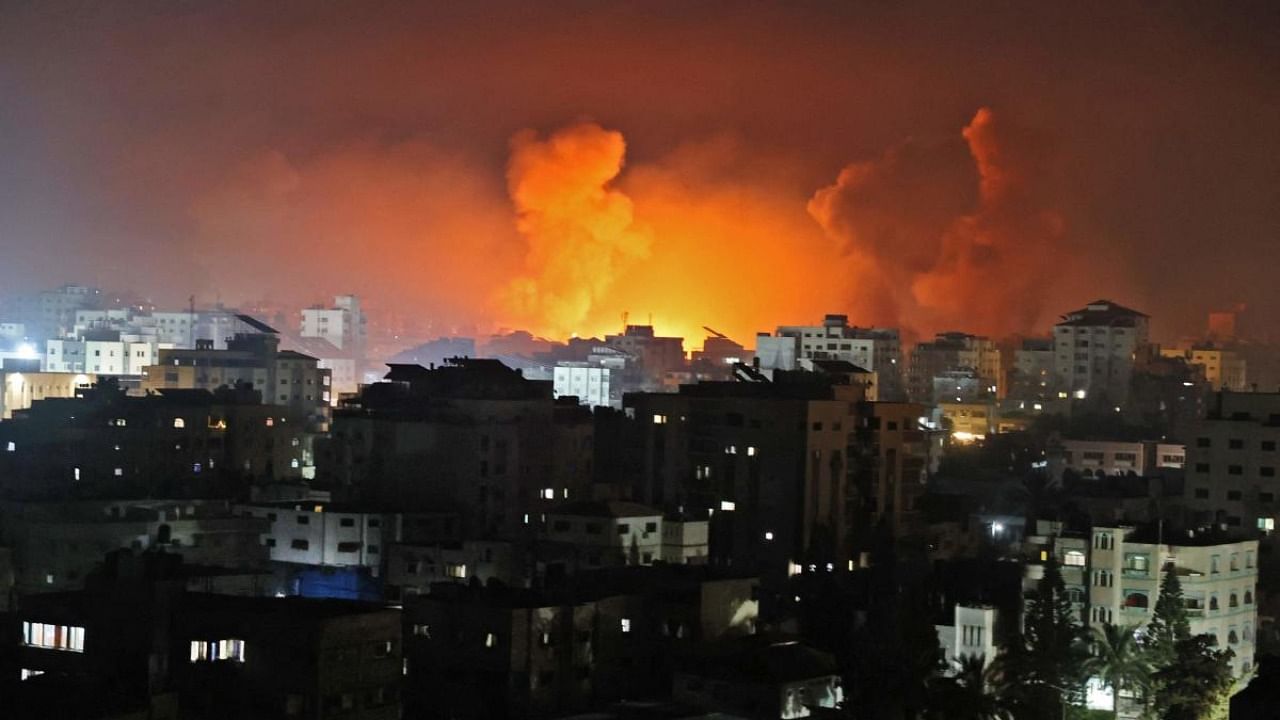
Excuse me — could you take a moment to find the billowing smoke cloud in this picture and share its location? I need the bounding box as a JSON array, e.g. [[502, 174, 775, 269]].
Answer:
[[810, 107, 1070, 338], [500, 123, 652, 337]]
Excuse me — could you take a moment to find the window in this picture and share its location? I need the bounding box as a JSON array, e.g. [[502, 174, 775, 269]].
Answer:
[[445, 563, 466, 579], [337, 542, 361, 553], [22, 622, 85, 652], [1195, 464, 1210, 474], [1211, 555, 1221, 573], [1263, 441, 1277, 452], [1196, 437, 1211, 448], [652, 414, 667, 425], [620, 618, 632, 633], [1210, 595, 1220, 611], [1263, 467, 1276, 478], [1229, 593, 1239, 608], [1229, 465, 1244, 475], [291, 539, 309, 550], [1245, 590, 1254, 605], [373, 640, 393, 657], [1124, 591, 1149, 609], [1195, 487, 1210, 499], [265, 538, 276, 548], [1229, 439, 1244, 449], [1064, 550, 1086, 567], [173, 418, 185, 429], [484, 632, 497, 648], [1228, 491, 1243, 501], [617, 523, 630, 535], [340, 518, 355, 527], [1247, 551, 1255, 568], [189, 639, 245, 663], [644, 521, 658, 533], [962, 625, 984, 646], [297, 515, 310, 525]]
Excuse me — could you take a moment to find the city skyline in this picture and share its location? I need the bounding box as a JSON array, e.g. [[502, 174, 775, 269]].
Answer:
[[3, 2, 1279, 344]]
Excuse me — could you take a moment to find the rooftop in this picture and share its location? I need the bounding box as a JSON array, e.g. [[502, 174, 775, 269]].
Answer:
[[1056, 299, 1148, 327]]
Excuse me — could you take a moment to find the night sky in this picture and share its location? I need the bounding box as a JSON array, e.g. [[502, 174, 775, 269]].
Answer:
[[2, 1, 1278, 344]]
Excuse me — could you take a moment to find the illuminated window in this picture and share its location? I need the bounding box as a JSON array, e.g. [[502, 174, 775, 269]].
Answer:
[[188, 639, 246, 663], [764, 531, 774, 541], [1064, 551, 1086, 567], [484, 632, 496, 648], [620, 618, 632, 633], [22, 622, 85, 652], [445, 563, 467, 579], [719, 500, 736, 512], [73, 467, 80, 482], [5, 442, 14, 452], [265, 417, 274, 427], [20, 669, 43, 681], [652, 414, 667, 425], [541, 488, 555, 500], [747, 446, 757, 457], [173, 418, 185, 428]]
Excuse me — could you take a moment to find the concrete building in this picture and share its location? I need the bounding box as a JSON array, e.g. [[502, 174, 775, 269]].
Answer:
[[1053, 300, 1150, 407], [1088, 526, 1258, 677], [317, 359, 594, 539], [1182, 391, 1280, 531], [237, 503, 387, 572], [540, 501, 709, 571], [935, 604, 1001, 670], [15, 284, 101, 340], [402, 566, 759, 719], [45, 337, 157, 375], [1059, 439, 1185, 478], [757, 314, 904, 400], [0, 499, 269, 594], [0, 369, 96, 419], [939, 402, 997, 442], [553, 363, 617, 409], [8, 552, 401, 720], [1161, 344, 1248, 392], [0, 383, 317, 499], [672, 635, 842, 719], [301, 294, 368, 354], [603, 325, 685, 392], [142, 330, 332, 429], [908, 332, 1002, 404]]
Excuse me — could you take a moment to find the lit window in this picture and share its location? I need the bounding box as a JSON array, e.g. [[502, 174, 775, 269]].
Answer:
[[265, 417, 274, 427], [720, 500, 736, 512], [5, 442, 14, 452], [22, 622, 85, 652], [652, 414, 667, 425], [747, 446, 757, 457], [620, 618, 632, 633], [445, 563, 467, 579], [724, 445, 737, 455], [113, 468, 123, 477], [541, 488, 555, 500], [1064, 550, 1086, 567], [484, 632, 496, 648], [188, 639, 245, 663], [173, 418, 185, 428], [20, 669, 44, 681], [73, 467, 81, 482], [764, 531, 774, 541]]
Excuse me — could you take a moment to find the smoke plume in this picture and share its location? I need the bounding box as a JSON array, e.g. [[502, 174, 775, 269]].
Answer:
[[810, 107, 1069, 338]]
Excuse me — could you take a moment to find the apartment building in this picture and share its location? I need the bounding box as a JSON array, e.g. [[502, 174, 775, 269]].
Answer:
[[1053, 300, 1150, 407], [1182, 392, 1280, 531]]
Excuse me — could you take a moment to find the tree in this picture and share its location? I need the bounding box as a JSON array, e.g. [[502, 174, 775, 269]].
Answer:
[[994, 555, 1088, 720], [1152, 634, 1234, 720], [1083, 624, 1152, 719], [1144, 562, 1190, 667], [927, 655, 1011, 720]]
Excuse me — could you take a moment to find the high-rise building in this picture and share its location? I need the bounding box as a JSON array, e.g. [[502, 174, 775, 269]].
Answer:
[[301, 294, 367, 354], [1053, 300, 1150, 407], [907, 332, 1001, 404], [756, 314, 904, 400], [1182, 391, 1280, 532]]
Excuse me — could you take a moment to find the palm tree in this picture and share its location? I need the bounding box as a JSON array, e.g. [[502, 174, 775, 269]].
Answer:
[[1084, 623, 1153, 719], [928, 654, 1010, 720]]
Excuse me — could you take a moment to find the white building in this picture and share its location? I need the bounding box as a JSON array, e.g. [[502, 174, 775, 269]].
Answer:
[[1053, 300, 1150, 407], [45, 339, 157, 375], [757, 314, 904, 399], [935, 604, 1000, 671], [553, 364, 616, 409], [301, 294, 367, 353], [237, 503, 385, 573], [1088, 525, 1258, 677], [542, 501, 708, 568], [1059, 439, 1185, 478], [1, 370, 97, 419]]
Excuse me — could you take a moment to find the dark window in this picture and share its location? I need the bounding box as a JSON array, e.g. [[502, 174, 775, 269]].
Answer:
[[266, 512, 277, 522], [340, 518, 355, 527], [644, 522, 658, 533], [291, 539, 309, 550], [1261, 493, 1275, 503], [1228, 491, 1243, 501], [1262, 467, 1276, 478], [337, 541, 361, 553], [1229, 465, 1244, 475], [1230, 439, 1245, 450], [297, 515, 310, 525], [586, 523, 602, 535], [1195, 463, 1210, 473], [368, 518, 380, 528], [265, 538, 276, 547], [1263, 441, 1277, 452], [617, 524, 630, 535], [1194, 488, 1210, 499], [1197, 437, 1212, 448]]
